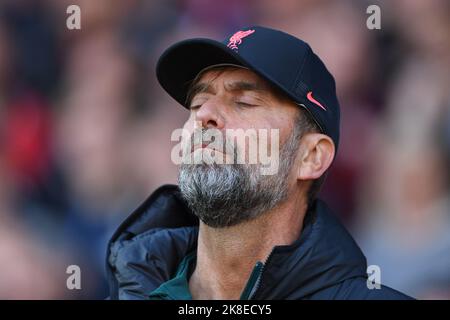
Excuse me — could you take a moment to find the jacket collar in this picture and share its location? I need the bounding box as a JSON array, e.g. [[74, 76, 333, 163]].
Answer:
[[106, 184, 367, 299]]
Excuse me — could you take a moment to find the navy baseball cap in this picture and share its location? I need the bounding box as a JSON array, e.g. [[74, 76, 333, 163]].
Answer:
[[156, 26, 340, 149]]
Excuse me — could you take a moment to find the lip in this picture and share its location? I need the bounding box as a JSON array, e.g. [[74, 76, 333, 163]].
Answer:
[[192, 144, 226, 154], [192, 143, 208, 152]]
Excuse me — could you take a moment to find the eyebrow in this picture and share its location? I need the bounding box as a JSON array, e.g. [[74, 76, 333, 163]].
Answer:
[[226, 81, 265, 92], [186, 80, 266, 106], [186, 82, 213, 106]]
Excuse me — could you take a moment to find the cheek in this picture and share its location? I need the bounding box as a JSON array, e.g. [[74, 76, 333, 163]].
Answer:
[[182, 120, 192, 132], [267, 111, 297, 144], [183, 113, 202, 132], [253, 115, 293, 146]]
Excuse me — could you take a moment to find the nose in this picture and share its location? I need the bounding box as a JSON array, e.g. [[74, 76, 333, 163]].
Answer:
[[194, 98, 225, 129]]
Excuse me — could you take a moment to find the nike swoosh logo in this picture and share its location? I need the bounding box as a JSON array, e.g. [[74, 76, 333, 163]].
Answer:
[[307, 91, 326, 111]]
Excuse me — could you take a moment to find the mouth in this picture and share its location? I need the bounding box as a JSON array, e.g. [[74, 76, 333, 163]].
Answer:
[[193, 143, 218, 152], [190, 144, 233, 161]]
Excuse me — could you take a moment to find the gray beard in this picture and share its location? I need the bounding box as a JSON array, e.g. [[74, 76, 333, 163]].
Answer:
[[178, 127, 301, 228]]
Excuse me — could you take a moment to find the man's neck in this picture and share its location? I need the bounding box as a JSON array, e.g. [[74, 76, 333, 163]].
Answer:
[[189, 192, 308, 300]]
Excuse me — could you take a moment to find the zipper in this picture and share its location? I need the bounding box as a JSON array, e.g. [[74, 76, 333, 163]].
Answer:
[[240, 261, 263, 300], [248, 248, 275, 300]]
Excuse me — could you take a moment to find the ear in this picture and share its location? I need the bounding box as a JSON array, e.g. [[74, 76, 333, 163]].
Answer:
[[297, 133, 335, 181]]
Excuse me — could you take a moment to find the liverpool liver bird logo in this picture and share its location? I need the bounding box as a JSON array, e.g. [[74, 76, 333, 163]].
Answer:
[[227, 29, 255, 51]]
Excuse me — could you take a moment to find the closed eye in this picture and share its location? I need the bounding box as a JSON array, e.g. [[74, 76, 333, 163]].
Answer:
[[236, 101, 256, 107], [189, 104, 202, 110]]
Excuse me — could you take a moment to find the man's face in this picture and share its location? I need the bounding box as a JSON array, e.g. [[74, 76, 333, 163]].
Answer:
[[178, 66, 303, 228], [183, 66, 299, 153]]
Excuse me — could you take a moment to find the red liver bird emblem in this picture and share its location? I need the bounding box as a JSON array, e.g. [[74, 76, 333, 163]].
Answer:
[[227, 29, 255, 51]]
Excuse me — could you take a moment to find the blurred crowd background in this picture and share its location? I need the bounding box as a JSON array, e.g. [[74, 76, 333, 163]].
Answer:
[[0, 0, 449, 299]]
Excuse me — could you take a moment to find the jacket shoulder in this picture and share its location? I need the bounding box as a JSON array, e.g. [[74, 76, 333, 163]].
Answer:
[[308, 277, 414, 300]]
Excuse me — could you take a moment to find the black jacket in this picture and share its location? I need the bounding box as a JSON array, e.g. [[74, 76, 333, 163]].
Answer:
[[105, 184, 413, 300]]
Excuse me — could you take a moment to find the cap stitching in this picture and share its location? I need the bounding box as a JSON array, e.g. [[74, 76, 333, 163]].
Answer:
[[291, 47, 309, 94]]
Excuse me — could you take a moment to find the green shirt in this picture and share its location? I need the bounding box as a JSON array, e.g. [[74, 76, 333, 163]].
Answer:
[[148, 252, 264, 300]]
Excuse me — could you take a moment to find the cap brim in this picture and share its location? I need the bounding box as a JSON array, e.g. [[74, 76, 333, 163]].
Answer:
[[156, 38, 320, 132], [156, 38, 251, 107]]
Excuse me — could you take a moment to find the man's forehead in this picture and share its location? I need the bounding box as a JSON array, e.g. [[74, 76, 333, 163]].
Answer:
[[186, 64, 295, 107], [196, 65, 267, 88]]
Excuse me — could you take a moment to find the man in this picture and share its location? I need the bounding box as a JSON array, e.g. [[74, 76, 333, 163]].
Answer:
[[106, 26, 412, 299]]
